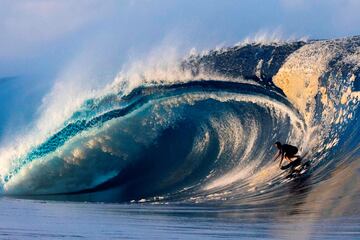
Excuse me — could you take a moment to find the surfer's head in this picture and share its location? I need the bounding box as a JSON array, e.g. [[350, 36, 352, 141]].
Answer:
[[274, 141, 282, 149]]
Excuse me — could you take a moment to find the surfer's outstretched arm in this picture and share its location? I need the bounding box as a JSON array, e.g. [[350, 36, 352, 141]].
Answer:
[[279, 153, 285, 167]]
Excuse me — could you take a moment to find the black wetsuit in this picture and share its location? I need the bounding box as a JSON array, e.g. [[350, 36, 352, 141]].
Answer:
[[279, 144, 301, 170], [281, 144, 298, 158]]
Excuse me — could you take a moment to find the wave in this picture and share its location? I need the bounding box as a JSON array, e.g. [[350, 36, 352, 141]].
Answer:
[[0, 36, 359, 205]]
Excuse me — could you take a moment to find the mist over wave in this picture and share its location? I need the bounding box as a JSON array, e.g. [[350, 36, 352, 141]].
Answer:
[[0, 36, 359, 211]]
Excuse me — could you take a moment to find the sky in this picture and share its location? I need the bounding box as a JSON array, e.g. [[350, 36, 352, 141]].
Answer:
[[0, 0, 359, 78], [0, 0, 358, 146], [0, 0, 359, 133]]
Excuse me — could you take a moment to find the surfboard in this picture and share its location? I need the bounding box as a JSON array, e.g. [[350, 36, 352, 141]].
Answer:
[[285, 160, 311, 179]]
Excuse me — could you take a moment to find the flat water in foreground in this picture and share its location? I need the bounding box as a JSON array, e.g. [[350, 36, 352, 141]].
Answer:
[[0, 197, 359, 239]]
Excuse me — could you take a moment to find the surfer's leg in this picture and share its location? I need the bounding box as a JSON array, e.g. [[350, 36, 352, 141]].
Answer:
[[292, 157, 302, 166], [289, 158, 302, 172], [280, 161, 293, 170], [280, 157, 302, 170], [285, 153, 293, 162]]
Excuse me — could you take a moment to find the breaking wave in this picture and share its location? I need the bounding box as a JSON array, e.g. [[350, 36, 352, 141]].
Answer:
[[0, 36, 359, 207]]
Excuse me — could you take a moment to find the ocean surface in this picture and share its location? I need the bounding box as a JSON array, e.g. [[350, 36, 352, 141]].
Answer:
[[0, 197, 359, 239], [0, 36, 359, 239]]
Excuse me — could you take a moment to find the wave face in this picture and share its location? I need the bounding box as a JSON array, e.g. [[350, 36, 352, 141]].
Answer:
[[0, 36, 359, 210]]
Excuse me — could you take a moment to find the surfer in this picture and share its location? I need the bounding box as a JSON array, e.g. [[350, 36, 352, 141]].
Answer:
[[273, 142, 302, 171]]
